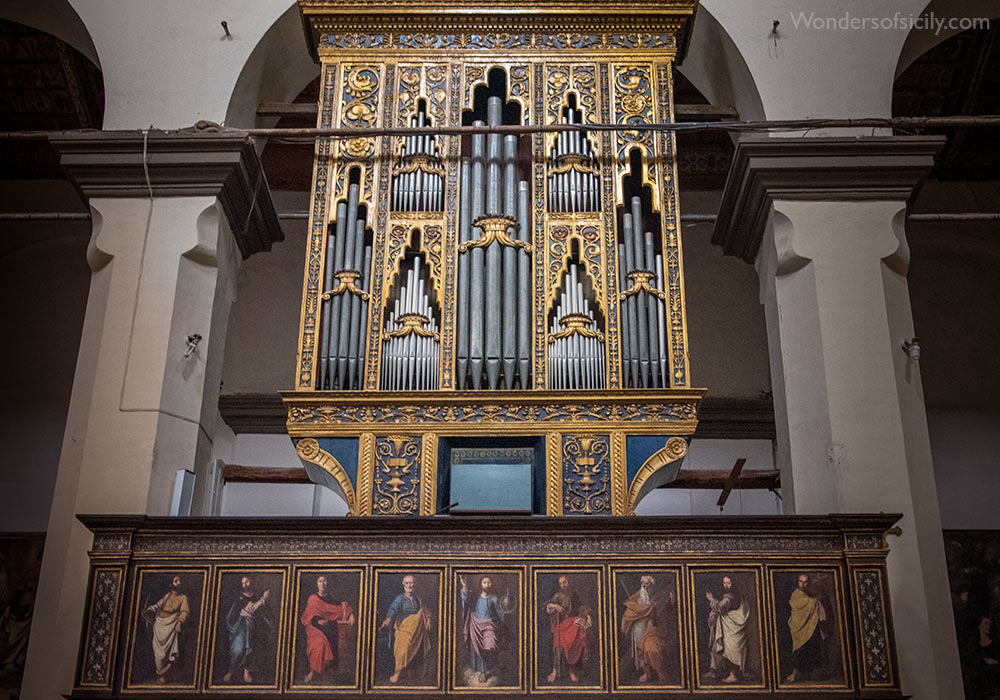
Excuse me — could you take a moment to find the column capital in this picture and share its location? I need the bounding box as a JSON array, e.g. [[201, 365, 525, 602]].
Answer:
[[50, 131, 282, 259], [712, 136, 945, 263]]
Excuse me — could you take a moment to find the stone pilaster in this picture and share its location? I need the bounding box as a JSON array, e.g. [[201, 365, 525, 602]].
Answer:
[[713, 136, 963, 699], [20, 132, 280, 700]]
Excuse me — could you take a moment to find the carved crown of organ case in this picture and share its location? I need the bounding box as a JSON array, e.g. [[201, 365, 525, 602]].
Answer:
[[287, 0, 706, 516]]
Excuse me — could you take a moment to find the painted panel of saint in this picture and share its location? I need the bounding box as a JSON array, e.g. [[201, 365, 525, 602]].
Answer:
[[532, 569, 603, 690], [125, 568, 206, 689], [208, 569, 286, 690], [451, 570, 522, 690], [290, 569, 363, 689], [371, 570, 442, 689], [611, 568, 683, 689], [690, 568, 765, 688], [770, 569, 848, 688]]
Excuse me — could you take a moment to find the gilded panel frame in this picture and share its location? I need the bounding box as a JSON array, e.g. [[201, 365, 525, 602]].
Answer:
[[287, 566, 367, 693], [205, 566, 290, 692], [688, 565, 768, 692], [530, 566, 606, 693], [767, 566, 851, 692], [610, 565, 686, 691], [122, 566, 209, 692], [448, 567, 526, 693], [369, 567, 446, 691]]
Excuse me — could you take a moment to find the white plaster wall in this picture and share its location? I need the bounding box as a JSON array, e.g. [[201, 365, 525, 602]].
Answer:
[[635, 439, 779, 515]]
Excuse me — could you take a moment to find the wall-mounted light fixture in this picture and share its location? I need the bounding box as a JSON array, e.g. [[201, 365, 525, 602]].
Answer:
[[901, 338, 920, 361], [184, 333, 203, 358]]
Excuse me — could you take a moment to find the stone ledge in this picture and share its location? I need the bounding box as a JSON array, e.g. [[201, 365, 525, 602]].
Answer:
[[50, 131, 282, 259], [712, 136, 945, 263]]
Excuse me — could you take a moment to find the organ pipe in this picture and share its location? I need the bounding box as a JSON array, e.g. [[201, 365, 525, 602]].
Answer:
[[548, 106, 600, 214], [456, 96, 533, 390], [548, 263, 605, 390], [318, 184, 372, 390], [393, 109, 444, 212], [618, 195, 669, 388], [381, 255, 440, 391]]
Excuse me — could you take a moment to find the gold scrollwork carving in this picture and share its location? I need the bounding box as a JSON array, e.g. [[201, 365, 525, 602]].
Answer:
[[322, 269, 370, 301], [550, 153, 600, 178], [627, 436, 688, 514], [345, 137, 374, 158], [562, 434, 611, 514], [618, 270, 666, 301], [382, 312, 440, 342], [295, 438, 359, 516], [611, 432, 627, 515], [459, 215, 532, 253], [373, 435, 422, 516], [393, 154, 445, 178], [547, 313, 605, 344]]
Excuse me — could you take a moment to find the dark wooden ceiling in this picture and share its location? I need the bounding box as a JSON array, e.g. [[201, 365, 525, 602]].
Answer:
[[0, 19, 103, 179], [893, 24, 1000, 180]]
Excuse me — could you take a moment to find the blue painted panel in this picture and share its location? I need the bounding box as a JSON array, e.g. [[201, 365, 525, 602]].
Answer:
[[317, 437, 360, 487], [626, 436, 672, 483]]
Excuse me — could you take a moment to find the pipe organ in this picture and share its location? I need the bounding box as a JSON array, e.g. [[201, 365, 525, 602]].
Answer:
[[289, 0, 707, 516]]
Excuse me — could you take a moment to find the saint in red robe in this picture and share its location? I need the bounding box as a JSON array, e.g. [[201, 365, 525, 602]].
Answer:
[[300, 594, 353, 674]]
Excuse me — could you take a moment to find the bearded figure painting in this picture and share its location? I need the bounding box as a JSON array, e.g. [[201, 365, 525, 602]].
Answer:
[[126, 569, 205, 689], [613, 569, 682, 688], [692, 569, 764, 688], [453, 571, 521, 689], [534, 570, 603, 689]]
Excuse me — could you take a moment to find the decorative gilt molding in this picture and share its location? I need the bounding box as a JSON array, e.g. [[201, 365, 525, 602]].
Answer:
[[628, 436, 687, 513], [295, 438, 359, 515], [382, 312, 440, 341], [283, 389, 703, 437], [545, 432, 562, 516], [459, 215, 532, 253], [618, 270, 666, 301], [357, 433, 376, 515], [420, 433, 439, 516], [322, 269, 370, 301], [547, 313, 605, 344], [610, 431, 627, 515]]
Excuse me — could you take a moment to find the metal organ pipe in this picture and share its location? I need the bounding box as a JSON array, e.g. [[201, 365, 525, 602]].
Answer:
[[381, 256, 440, 391], [392, 110, 443, 212], [547, 107, 600, 214], [455, 99, 532, 390], [318, 185, 373, 391], [468, 122, 486, 389], [457, 157, 472, 387], [617, 196, 670, 388], [547, 264, 605, 390]]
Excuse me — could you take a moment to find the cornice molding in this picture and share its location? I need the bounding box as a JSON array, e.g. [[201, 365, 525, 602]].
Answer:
[[711, 135, 945, 263], [49, 131, 282, 259], [219, 392, 774, 439]]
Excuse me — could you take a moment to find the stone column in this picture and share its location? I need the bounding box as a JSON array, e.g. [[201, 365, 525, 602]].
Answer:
[[713, 136, 963, 699], [21, 132, 280, 699]]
